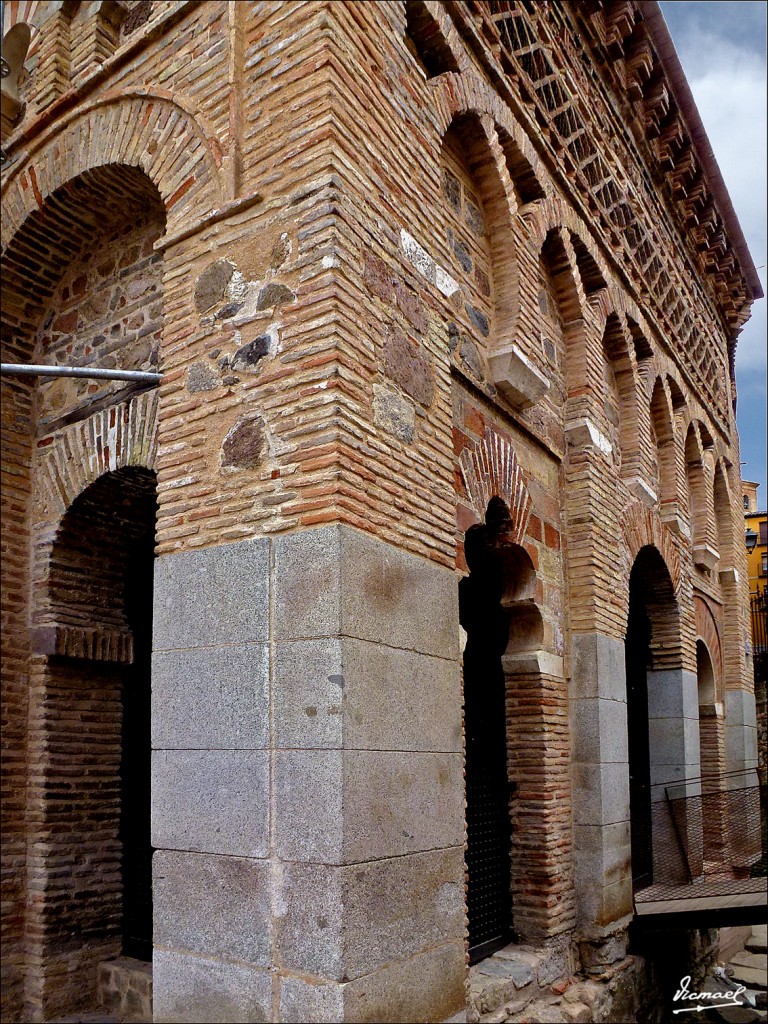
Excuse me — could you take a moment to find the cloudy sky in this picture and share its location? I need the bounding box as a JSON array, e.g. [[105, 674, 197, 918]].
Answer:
[[659, 1, 767, 504]]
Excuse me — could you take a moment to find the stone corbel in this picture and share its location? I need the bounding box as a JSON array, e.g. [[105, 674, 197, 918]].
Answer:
[[693, 543, 719, 571], [625, 476, 657, 508], [564, 417, 613, 457], [502, 650, 564, 677], [660, 506, 691, 540], [488, 343, 549, 409]]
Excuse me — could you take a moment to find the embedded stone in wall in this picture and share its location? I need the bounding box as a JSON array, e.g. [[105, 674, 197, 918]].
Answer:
[[187, 363, 218, 393], [465, 198, 485, 237], [465, 303, 490, 337], [195, 260, 235, 313], [458, 336, 485, 382], [221, 417, 266, 470], [269, 232, 291, 269], [447, 322, 461, 353], [442, 168, 461, 212], [383, 327, 434, 407], [232, 336, 271, 373], [364, 252, 394, 303], [399, 229, 459, 299], [475, 266, 490, 297], [256, 283, 295, 310], [451, 233, 472, 273], [373, 385, 416, 443], [394, 280, 427, 333]]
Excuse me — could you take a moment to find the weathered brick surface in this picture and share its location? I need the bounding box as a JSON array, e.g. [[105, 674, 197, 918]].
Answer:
[[0, 1, 760, 1021]]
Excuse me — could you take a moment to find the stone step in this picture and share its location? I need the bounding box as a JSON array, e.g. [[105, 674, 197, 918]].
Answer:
[[747, 926, 768, 955], [729, 962, 768, 992], [713, 1004, 767, 1024], [97, 957, 152, 1023], [732, 951, 768, 971]]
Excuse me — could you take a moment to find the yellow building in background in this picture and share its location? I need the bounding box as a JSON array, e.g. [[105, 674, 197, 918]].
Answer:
[[743, 480, 767, 596]]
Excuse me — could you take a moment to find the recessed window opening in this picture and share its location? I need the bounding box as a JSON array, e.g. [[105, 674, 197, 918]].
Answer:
[[461, 520, 513, 962]]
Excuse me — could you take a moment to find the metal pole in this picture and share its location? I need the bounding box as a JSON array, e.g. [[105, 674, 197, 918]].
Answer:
[[1, 363, 163, 384]]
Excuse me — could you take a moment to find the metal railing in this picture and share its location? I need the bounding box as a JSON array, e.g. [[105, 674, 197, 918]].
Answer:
[[635, 770, 766, 904], [751, 586, 767, 658]]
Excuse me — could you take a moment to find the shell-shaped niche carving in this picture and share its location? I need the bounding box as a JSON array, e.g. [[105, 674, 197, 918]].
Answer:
[[459, 428, 531, 544]]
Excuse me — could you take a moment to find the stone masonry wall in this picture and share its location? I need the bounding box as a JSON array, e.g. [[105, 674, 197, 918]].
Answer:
[[35, 214, 164, 434]]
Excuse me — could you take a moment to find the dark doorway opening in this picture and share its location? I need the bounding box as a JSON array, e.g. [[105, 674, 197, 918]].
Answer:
[[626, 557, 654, 892], [460, 523, 513, 962], [46, 467, 158, 980], [120, 530, 155, 961]]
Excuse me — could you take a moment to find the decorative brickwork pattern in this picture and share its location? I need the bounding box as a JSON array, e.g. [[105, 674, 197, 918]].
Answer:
[[459, 430, 531, 541]]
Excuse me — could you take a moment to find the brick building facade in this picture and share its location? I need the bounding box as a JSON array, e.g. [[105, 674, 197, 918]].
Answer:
[[0, 2, 762, 1022]]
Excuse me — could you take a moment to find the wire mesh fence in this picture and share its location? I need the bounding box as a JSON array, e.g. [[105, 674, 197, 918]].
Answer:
[[634, 769, 766, 903]]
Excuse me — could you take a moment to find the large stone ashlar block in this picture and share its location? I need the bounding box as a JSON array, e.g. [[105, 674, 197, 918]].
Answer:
[[153, 951, 272, 1024], [152, 748, 269, 858], [153, 537, 270, 650], [273, 524, 460, 658], [278, 944, 467, 1024], [273, 635, 462, 751], [274, 748, 465, 863], [274, 850, 465, 981]]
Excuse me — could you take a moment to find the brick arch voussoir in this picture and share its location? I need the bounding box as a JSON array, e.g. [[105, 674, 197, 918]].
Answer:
[[621, 500, 682, 596], [694, 595, 723, 697], [32, 392, 159, 615], [564, 225, 610, 289], [416, 1, 472, 75], [433, 72, 548, 192], [2, 94, 224, 242], [591, 288, 651, 346], [33, 391, 159, 527]]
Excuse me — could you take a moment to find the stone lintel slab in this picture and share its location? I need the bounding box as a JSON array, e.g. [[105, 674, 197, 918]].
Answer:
[[153, 951, 272, 1024], [273, 635, 462, 752], [275, 849, 465, 981], [153, 851, 271, 966], [274, 748, 464, 863], [273, 524, 459, 659]]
